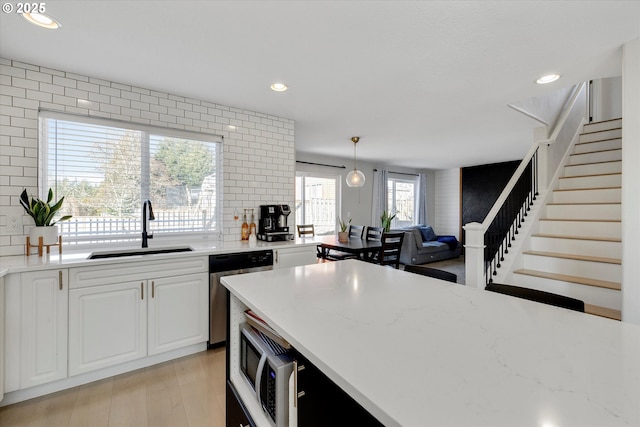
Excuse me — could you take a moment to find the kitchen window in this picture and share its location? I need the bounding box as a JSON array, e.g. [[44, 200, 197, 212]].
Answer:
[[39, 111, 223, 245]]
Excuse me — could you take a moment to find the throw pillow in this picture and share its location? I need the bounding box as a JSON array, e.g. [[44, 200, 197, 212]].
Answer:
[[420, 226, 437, 241]]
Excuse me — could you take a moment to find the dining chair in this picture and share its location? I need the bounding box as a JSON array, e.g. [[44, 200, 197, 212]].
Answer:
[[403, 265, 457, 283], [365, 226, 383, 241], [297, 224, 315, 237], [485, 283, 585, 312], [348, 225, 365, 239], [372, 231, 405, 269]]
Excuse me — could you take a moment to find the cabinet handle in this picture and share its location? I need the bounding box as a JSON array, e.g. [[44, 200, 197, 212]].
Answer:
[[58, 270, 63, 290], [152, 281, 155, 298], [141, 282, 144, 300], [294, 360, 306, 408], [275, 250, 279, 264]]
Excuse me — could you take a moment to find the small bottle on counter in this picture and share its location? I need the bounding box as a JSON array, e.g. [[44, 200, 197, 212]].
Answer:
[[241, 210, 249, 240], [249, 209, 256, 236]]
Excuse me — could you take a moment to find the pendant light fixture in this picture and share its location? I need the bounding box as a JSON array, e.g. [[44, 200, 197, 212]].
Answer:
[[346, 136, 365, 187]]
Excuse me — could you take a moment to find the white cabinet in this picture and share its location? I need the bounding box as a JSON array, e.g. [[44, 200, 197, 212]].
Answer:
[[147, 273, 208, 356], [274, 245, 318, 269], [68, 280, 146, 376], [68, 257, 208, 376], [20, 270, 68, 388]]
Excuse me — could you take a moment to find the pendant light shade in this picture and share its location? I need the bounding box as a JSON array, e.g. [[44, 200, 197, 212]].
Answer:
[[346, 137, 365, 187]]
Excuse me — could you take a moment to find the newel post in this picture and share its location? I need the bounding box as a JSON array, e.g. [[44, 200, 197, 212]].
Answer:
[[463, 222, 486, 288]]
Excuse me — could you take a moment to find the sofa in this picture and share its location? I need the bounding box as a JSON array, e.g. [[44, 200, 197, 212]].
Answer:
[[396, 225, 461, 265]]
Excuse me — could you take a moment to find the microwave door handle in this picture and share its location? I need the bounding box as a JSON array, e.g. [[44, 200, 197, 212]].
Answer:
[[255, 353, 268, 404]]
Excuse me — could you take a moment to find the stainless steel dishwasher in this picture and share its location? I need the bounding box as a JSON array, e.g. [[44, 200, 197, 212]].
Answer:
[[209, 250, 273, 347]]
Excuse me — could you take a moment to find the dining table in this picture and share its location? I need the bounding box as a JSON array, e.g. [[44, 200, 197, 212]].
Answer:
[[316, 235, 382, 260]]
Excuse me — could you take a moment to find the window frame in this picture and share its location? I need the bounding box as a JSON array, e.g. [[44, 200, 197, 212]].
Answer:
[[295, 171, 342, 235], [39, 110, 224, 246], [387, 173, 419, 229]]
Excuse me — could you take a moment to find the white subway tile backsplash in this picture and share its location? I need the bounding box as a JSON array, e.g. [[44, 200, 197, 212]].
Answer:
[[0, 57, 294, 255]]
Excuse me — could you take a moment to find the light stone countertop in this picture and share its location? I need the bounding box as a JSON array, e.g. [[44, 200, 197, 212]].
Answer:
[[0, 236, 324, 277], [222, 259, 640, 427]]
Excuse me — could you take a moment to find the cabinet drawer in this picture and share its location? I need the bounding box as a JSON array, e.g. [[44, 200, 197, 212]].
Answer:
[[70, 256, 207, 289]]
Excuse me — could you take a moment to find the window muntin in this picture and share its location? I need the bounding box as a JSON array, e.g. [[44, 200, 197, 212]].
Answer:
[[387, 175, 417, 228], [295, 172, 340, 235], [40, 111, 222, 245]]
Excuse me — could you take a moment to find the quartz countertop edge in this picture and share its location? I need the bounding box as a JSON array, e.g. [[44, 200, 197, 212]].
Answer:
[[0, 237, 323, 277], [221, 260, 640, 427]]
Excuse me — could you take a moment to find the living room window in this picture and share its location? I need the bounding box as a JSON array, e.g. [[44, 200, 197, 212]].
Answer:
[[295, 172, 340, 235], [40, 111, 223, 245], [387, 174, 418, 228]]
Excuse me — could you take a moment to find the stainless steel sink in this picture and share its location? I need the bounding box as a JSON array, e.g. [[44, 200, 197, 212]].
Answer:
[[87, 246, 194, 259]]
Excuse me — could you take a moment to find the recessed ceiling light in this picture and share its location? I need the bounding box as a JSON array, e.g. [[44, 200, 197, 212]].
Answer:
[[22, 12, 61, 29], [270, 82, 288, 92], [536, 74, 560, 84]]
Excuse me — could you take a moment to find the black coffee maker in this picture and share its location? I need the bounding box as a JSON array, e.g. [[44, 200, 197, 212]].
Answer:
[[258, 204, 294, 241]]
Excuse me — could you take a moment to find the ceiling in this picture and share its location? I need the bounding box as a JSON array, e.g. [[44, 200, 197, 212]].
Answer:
[[1, 1, 638, 169]]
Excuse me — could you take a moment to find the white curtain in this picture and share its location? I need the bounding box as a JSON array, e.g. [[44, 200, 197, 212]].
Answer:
[[417, 173, 428, 225], [371, 169, 388, 226]]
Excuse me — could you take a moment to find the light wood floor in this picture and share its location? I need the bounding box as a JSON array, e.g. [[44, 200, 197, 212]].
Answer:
[[0, 347, 226, 427]]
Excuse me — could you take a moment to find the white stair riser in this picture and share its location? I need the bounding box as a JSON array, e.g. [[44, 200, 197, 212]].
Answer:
[[578, 128, 622, 143], [582, 119, 622, 133], [558, 174, 621, 190], [569, 149, 622, 165], [574, 138, 621, 154], [539, 220, 621, 238], [552, 188, 621, 203], [523, 255, 621, 282], [564, 161, 621, 177], [545, 203, 621, 220], [530, 236, 622, 258], [511, 273, 621, 310]]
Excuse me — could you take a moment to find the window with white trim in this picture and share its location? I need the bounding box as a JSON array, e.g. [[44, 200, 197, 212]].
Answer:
[[295, 172, 340, 235], [40, 111, 223, 245], [387, 174, 418, 228]]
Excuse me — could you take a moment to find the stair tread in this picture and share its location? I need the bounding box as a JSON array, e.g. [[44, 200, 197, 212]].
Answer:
[[559, 172, 621, 179], [546, 201, 621, 205], [523, 250, 621, 264], [553, 186, 621, 192], [514, 269, 621, 290], [532, 233, 621, 242], [565, 160, 621, 167], [579, 127, 622, 136], [540, 218, 621, 223], [571, 147, 621, 156], [584, 304, 621, 321], [575, 137, 621, 145]]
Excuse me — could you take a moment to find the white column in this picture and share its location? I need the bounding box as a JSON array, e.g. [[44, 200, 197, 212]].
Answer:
[[622, 38, 640, 325], [463, 222, 486, 288]]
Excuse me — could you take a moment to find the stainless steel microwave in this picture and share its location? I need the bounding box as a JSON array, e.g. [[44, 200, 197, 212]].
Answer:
[[239, 322, 294, 427]]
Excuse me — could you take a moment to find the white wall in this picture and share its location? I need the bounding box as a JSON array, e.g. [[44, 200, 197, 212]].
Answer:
[[621, 38, 640, 325], [295, 152, 439, 230], [0, 58, 294, 256], [434, 169, 461, 239], [592, 76, 623, 122]]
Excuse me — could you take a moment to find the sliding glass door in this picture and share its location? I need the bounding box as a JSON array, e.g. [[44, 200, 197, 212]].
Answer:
[[295, 173, 340, 235]]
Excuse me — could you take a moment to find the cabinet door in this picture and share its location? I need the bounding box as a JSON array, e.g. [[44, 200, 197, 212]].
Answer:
[[20, 270, 68, 388], [274, 246, 318, 269], [69, 281, 146, 376], [148, 273, 208, 356], [226, 380, 255, 427]]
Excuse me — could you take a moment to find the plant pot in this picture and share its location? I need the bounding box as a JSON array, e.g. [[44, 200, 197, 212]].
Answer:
[[30, 225, 59, 246], [338, 231, 348, 242]]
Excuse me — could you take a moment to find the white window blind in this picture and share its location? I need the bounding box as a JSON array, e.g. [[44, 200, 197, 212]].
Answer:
[[40, 111, 223, 245]]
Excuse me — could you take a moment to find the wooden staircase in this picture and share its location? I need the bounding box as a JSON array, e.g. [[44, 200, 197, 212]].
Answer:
[[513, 118, 623, 320]]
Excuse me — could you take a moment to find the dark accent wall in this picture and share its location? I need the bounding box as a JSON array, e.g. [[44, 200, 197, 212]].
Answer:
[[461, 160, 520, 243]]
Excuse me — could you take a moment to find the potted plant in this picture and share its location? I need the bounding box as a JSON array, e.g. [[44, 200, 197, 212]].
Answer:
[[381, 211, 396, 232], [20, 188, 72, 245], [337, 216, 351, 242]]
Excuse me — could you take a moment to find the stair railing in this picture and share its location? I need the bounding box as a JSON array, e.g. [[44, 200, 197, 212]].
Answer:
[[464, 82, 587, 288]]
